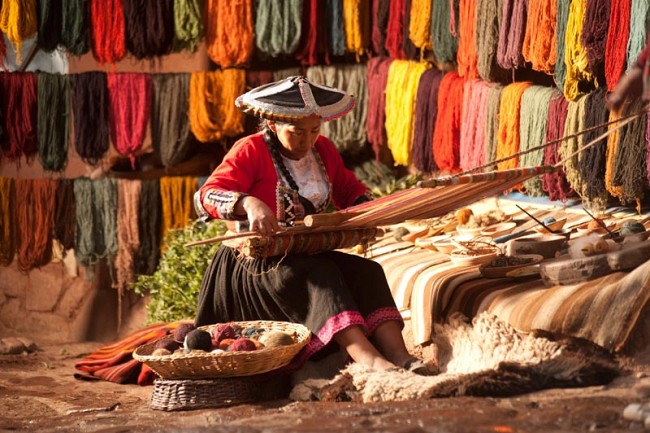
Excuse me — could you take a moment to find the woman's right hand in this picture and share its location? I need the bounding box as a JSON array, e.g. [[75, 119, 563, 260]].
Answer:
[[239, 196, 280, 235]]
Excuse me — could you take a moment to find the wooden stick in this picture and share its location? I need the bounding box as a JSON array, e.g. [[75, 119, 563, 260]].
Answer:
[[304, 212, 363, 227]]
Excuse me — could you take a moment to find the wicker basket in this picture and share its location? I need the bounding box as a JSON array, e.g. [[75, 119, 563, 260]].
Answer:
[[149, 374, 291, 411], [133, 320, 311, 379]]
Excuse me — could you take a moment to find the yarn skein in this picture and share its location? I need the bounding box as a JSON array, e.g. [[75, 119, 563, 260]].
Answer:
[[385, 0, 405, 59], [484, 84, 504, 170], [385, 60, 431, 166], [476, 0, 508, 82], [605, 110, 624, 199], [371, 0, 389, 56], [0, 72, 38, 163], [151, 73, 191, 168], [460, 80, 491, 171], [366, 57, 393, 160], [295, 0, 330, 66], [401, 0, 418, 60], [71, 72, 110, 166], [255, 0, 303, 57], [160, 177, 197, 243], [412, 68, 442, 173], [123, 0, 174, 59], [0, 177, 15, 266], [54, 178, 76, 252], [605, 0, 631, 91], [37, 73, 70, 172], [542, 94, 574, 201], [496, 82, 532, 171], [107, 73, 152, 167], [563, 0, 595, 101], [135, 179, 161, 275], [90, 0, 126, 64], [578, 89, 610, 209], [173, 0, 203, 52], [115, 179, 141, 294], [432, 72, 465, 173], [0, 0, 38, 64], [343, 0, 370, 58], [554, 0, 571, 91], [37, 0, 62, 52], [408, 0, 432, 51], [496, 0, 528, 70], [522, 0, 557, 74], [431, 0, 459, 63], [306, 64, 368, 155], [457, 0, 478, 79], [15, 179, 56, 272], [559, 94, 587, 193], [580, 0, 609, 75], [61, 0, 90, 55], [206, 0, 254, 67], [328, 0, 347, 56], [626, 0, 650, 72]]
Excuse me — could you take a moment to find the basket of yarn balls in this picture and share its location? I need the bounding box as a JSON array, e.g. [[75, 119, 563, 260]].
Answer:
[[133, 320, 311, 379]]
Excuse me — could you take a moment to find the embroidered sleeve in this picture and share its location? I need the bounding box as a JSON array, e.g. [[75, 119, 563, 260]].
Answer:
[[352, 192, 373, 206], [194, 189, 248, 221]]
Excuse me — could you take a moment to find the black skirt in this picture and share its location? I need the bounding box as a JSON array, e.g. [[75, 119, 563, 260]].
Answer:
[[195, 245, 403, 364]]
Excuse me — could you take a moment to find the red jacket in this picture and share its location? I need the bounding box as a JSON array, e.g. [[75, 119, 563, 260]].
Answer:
[[195, 132, 368, 222]]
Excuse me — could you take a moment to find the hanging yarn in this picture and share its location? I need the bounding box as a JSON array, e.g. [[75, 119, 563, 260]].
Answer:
[[173, 0, 203, 52], [626, 0, 650, 72], [563, 0, 595, 101], [61, 0, 90, 55], [255, 0, 303, 57], [74, 177, 118, 268], [542, 94, 574, 201], [15, 178, 56, 272], [460, 80, 491, 171], [401, 0, 418, 60], [412, 68, 442, 173], [306, 64, 368, 155], [431, 0, 459, 63], [605, 110, 624, 199], [385, 0, 406, 59], [496, 82, 532, 171], [0, 0, 38, 64], [37, 0, 62, 52], [0, 177, 15, 266], [558, 94, 587, 193], [408, 0, 432, 51], [0, 28, 6, 65], [483, 84, 504, 170], [580, 0, 609, 74], [296, 0, 330, 66], [432, 72, 465, 173], [366, 57, 393, 160], [107, 73, 152, 167], [385, 60, 431, 166], [151, 73, 191, 168], [135, 179, 161, 275], [206, 0, 254, 67], [0, 72, 38, 163], [457, 0, 478, 79], [272, 67, 302, 81], [160, 177, 197, 243], [605, 0, 632, 91], [37, 73, 70, 172], [371, 0, 389, 56], [71, 72, 110, 166], [610, 100, 647, 208], [522, 0, 557, 74], [554, 0, 571, 91], [328, 0, 347, 56], [343, 0, 370, 58], [496, 0, 528, 70], [518, 86, 556, 196], [188, 69, 246, 143], [647, 112, 650, 188], [577, 89, 610, 209], [54, 179, 76, 252], [123, 0, 174, 59], [90, 0, 126, 64], [476, 0, 509, 82], [115, 179, 141, 294]]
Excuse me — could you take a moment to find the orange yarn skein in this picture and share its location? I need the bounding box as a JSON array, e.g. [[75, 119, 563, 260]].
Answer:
[[206, 0, 254, 67], [496, 82, 532, 171]]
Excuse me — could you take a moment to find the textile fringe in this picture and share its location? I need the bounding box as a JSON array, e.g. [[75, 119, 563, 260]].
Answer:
[[605, 0, 631, 91], [0, 177, 15, 266], [90, 0, 126, 64], [306, 64, 368, 155], [206, 0, 254, 67], [71, 72, 110, 166], [107, 73, 152, 167], [16, 179, 56, 272], [61, 0, 90, 55], [385, 60, 430, 166], [151, 73, 191, 168], [188, 69, 246, 143], [123, 0, 174, 59], [173, 0, 203, 52], [255, 0, 303, 57], [37, 72, 70, 172], [0, 0, 38, 64], [433, 72, 464, 173], [160, 177, 197, 245], [522, 0, 557, 74]]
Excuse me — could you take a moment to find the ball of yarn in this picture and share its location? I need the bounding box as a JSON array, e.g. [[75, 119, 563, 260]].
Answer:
[[173, 323, 196, 343], [152, 348, 172, 356], [258, 331, 294, 347], [543, 217, 556, 224], [218, 338, 235, 351], [456, 208, 473, 225], [229, 338, 257, 352], [183, 329, 212, 353], [155, 339, 180, 353], [210, 323, 235, 343], [620, 221, 646, 235]]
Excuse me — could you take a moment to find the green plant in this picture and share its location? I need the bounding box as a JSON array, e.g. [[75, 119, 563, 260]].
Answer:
[[132, 219, 227, 324]]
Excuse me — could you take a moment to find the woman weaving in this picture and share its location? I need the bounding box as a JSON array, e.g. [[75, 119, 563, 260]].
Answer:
[[193, 76, 435, 375]]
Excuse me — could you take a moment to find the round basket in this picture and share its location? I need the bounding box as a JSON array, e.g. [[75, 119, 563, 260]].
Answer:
[[133, 320, 311, 379]]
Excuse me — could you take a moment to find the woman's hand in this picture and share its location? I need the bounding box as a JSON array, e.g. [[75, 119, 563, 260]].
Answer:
[[238, 196, 280, 236]]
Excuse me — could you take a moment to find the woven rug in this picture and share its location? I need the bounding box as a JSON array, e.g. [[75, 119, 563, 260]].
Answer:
[[290, 313, 618, 403]]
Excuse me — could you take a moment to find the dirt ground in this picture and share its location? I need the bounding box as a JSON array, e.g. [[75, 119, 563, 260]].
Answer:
[[1, 342, 650, 433]]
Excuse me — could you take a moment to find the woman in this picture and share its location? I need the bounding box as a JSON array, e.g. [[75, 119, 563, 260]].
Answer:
[[194, 76, 435, 374]]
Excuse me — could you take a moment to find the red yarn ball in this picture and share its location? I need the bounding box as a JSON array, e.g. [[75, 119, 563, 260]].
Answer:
[[229, 338, 257, 352]]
